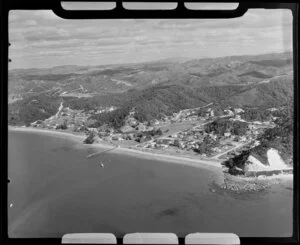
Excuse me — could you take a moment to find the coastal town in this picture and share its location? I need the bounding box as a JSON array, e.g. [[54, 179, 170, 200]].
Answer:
[[7, 9, 295, 239], [29, 102, 279, 164]]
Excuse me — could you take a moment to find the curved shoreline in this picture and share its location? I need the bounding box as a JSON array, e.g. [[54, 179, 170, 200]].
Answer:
[[8, 126, 222, 171], [8, 126, 294, 181], [9, 126, 293, 197], [8, 126, 86, 143]]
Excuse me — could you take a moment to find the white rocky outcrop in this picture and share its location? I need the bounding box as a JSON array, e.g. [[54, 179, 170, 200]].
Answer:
[[267, 148, 288, 170], [244, 155, 269, 172], [244, 148, 288, 173]]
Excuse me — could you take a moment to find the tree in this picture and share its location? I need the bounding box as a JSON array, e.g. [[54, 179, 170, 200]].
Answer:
[[194, 135, 218, 155], [232, 121, 247, 135], [240, 108, 272, 121], [60, 120, 68, 130], [84, 131, 96, 144]]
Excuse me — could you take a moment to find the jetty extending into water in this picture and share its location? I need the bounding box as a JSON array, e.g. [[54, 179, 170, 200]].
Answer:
[[86, 145, 118, 159]]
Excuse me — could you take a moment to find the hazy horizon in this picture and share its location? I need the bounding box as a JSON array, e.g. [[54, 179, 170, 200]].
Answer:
[[8, 50, 293, 71], [9, 9, 292, 69]]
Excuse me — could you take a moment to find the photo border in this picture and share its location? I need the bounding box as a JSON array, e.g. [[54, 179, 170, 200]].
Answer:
[[1, 1, 299, 244]]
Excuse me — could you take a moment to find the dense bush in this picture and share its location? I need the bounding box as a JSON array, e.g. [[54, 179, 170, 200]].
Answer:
[[240, 108, 272, 121], [204, 118, 248, 136], [134, 129, 163, 142], [86, 84, 211, 129], [224, 104, 293, 172], [194, 135, 218, 155], [56, 120, 68, 130], [90, 106, 131, 129], [8, 95, 61, 126], [223, 150, 251, 170], [84, 131, 96, 144], [252, 108, 293, 164]]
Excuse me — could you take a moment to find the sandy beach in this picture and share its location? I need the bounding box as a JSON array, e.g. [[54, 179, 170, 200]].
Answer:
[[112, 147, 222, 169], [8, 126, 223, 170], [8, 126, 86, 142], [8, 126, 294, 180]]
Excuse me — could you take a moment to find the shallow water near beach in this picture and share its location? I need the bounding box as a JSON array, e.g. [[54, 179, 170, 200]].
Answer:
[[8, 130, 293, 238]]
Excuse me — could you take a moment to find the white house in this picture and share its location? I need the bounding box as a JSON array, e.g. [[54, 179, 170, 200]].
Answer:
[[224, 132, 231, 137]]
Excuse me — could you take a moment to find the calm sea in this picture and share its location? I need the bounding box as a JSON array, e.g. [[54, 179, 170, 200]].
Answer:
[[8, 130, 293, 238]]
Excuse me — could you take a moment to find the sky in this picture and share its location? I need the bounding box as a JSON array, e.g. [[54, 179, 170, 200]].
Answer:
[[9, 6, 293, 69]]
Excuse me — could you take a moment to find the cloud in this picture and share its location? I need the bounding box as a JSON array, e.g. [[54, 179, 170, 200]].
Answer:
[[155, 9, 292, 31], [9, 12, 20, 22], [24, 20, 37, 26], [24, 27, 70, 42], [8, 9, 293, 69], [95, 38, 132, 46], [29, 39, 83, 49], [34, 10, 60, 20]]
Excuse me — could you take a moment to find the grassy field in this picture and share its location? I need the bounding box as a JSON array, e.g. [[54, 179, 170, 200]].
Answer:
[[157, 120, 205, 137]]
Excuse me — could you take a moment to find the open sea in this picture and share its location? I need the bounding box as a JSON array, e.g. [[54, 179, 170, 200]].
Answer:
[[8, 130, 293, 238]]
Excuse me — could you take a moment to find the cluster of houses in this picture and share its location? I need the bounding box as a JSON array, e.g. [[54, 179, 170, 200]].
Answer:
[[142, 125, 212, 150], [139, 108, 275, 157], [30, 104, 121, 132], [88, 109, 159, 142], [148, 106, 215, 127], [29, 102, 277, 158], [94, 106, 116, 114], [30, 106, 96, 132], [142, 123, 245, 154]]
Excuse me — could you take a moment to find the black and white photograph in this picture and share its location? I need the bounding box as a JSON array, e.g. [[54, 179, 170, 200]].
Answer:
[[7, 5, 294, 239]]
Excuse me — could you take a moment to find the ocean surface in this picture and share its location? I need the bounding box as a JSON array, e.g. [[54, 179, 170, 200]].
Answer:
[[8, 130, 293, 238]]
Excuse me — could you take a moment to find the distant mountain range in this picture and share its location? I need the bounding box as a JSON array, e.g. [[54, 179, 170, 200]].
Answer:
[[8, 52, 293, 126]]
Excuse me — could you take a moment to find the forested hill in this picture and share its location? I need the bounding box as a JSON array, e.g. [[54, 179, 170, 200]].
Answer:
[[224, 104, 293, 171], [8, 73, 293, 127], [8, 52, 293, 126]]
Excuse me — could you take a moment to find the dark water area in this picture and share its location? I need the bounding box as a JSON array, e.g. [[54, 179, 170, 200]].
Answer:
[[8, 130, 293, 238]]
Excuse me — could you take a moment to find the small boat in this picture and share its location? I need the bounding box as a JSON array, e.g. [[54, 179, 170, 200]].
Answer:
[[100, 162, 104, 168], [9, 203, 13, 208]]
